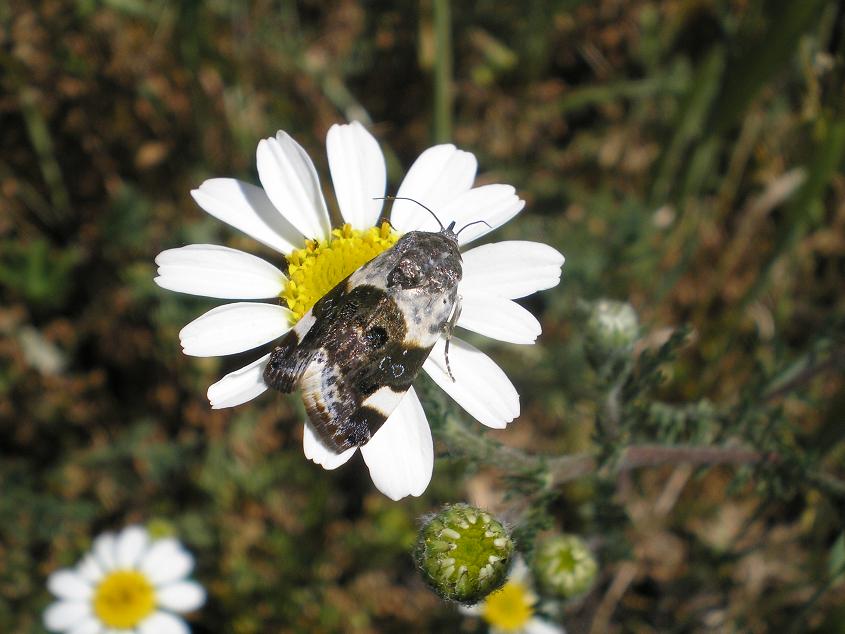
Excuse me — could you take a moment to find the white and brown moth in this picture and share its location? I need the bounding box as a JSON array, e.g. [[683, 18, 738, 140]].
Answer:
[[264, 206, 471, 453]]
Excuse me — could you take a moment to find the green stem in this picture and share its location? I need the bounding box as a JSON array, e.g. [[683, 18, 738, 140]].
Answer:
[[438, 412, 845, 493], [432, 0, 452, 143]]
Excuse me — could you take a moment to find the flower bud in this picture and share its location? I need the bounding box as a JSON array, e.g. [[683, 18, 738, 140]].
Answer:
[[532, 534, 598, 598], [415, 504, 514, 604], [584, 299, 639, 370]]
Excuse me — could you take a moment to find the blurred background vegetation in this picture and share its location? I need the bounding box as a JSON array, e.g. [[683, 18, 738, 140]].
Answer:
[[2, 0, 844, 632]]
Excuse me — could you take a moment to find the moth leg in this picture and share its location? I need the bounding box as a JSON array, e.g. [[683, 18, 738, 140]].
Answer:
[[443, 296, 462, 382]]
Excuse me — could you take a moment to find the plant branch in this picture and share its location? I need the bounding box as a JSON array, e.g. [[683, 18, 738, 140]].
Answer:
[[437, 416, 845, 496], [763, 343, 845, 402]]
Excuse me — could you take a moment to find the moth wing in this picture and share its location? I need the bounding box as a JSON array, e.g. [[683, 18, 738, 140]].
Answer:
[[294, 282, 434, 453], [263, 310, 318, 393], [299, 337, 433, 453]]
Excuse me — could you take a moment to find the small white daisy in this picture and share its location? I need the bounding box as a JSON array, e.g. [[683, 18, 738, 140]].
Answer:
[[155, 121, 564, 501], [461, 559, 565, 634], [44, 526, 205, 634]]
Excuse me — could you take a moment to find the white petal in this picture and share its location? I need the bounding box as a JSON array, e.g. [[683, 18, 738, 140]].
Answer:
[[191, 178, 304, 254], [137, 612, 189, 634], [48, 570, 92, 601], [68, 618, 103, 634], [43, 601, 90, 631], [457, 293, 542, 344], [525, 618, 566, 634], [154, 244, 286, 300], [92, 533, 117, 571], [439, 185, 525, 245], [461, 241, 565, 299], [140, 539, 193, 586], [458, 603, 482, 616], [115, 525, 149, 569], [327, 121, 386, 231], [76, 554, 103, 584], [423, 337, 519, 429], [207, 352, 271, 409], [256, 132, 331, 240], [179, 303, 292, 357], [509, 556, 531, 584], [302, 421, 357, 470], [360, 388, 433, 500], [156, 581, 206, 613], [392, 145, 477, 233]]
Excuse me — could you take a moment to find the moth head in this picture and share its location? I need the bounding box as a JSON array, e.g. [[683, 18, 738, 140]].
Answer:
[[386, 231, 462, 293]]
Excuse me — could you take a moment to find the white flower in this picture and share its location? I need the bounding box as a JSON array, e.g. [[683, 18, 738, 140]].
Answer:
[[44, 526, 205, 634], [461, 558, 565, 634], [155, 121, 565, 501]]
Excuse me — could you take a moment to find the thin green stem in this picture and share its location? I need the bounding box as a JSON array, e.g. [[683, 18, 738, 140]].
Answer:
[[432, 0, 452, 143]]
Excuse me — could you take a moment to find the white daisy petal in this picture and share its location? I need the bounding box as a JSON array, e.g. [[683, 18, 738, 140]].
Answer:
[[439, 184, 525, 245], [68, 617, 103, 634], [423, 337, 519, 429], [140, 539, 193, 586], [509, 556, 531, 583], [154, 244, 286, 300], [114, 525, 149, 569], [156, 581, 206, 613], [76, 554, 103, 584], [207, 352, 271, 409], [392, 145, 477, 233], [461, 241, 565, 299], [457, 293, 542, 344], [47, 570, 92, 601], [43, 601, 91, 631], [458, 603, 483, 616], [191, 178, 304, 254], [179, 303, 292, 357], [302, 421, 357, 470], [327, 121, 386, 231], [525, 617, 566, 634], [360, 387, 433, 501], [137, 612, 189, 634], [256, 132, 331, 241], [92, 533, 117, 571]]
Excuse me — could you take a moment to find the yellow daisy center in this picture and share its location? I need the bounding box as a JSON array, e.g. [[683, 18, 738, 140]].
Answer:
[[282, 222, 399, 322], [482, 580, 536, 632], [92, 570, 156, 628]]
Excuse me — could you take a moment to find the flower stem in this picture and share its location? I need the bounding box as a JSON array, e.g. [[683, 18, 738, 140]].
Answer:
[[436, 414, 845, 495], [432, 0, 452, 143]]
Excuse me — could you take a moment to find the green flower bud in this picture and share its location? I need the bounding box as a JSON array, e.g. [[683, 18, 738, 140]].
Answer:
[[415, 504, 514, 604], [532, 534, 598, 598], [584, 299, 639, 370]]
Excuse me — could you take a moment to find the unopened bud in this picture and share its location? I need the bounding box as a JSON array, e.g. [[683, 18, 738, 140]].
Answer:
[[532, 533, 598, 598], [585, 299, 639, 369], [414, 504, 514, 604]]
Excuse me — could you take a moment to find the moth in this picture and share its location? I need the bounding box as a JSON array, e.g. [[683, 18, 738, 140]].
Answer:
[[264, 200, 478, 453]]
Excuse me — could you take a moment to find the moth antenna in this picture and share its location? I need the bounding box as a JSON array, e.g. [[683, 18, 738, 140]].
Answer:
[[443, 297, 462, 382], [456, 219, 492, 238], [374, 196, 444, 231]]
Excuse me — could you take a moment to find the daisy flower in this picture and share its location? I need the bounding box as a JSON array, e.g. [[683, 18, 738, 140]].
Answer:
[[154, 121, 564, 500], [461, 558, 565, 634], [44, 525, 205, 634]]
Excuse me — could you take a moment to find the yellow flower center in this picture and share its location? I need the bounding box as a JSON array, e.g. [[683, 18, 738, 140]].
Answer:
[[92, 570, 156, 628], [282, 222, 399, 322], [482, 580, 536, 632]]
